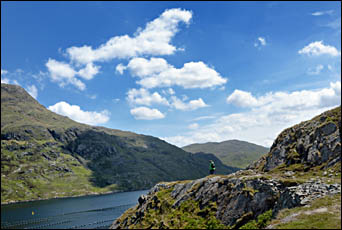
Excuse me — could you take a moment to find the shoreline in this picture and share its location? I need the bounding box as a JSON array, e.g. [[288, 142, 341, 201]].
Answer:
[[1, 190, 125, 205]]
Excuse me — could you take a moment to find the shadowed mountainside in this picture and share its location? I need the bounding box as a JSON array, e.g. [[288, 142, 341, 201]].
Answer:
[[1, 83, 238, 204]]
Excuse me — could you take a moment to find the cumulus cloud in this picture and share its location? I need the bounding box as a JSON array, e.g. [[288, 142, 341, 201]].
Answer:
[[48, 101, 110, 125], [130, 106, 165, 120], [78, 63, 100, 80], [226, 89, 259, 107], [298, 41, 341, 57], [127, 88, 169, 106], [27, 85, 38, 99], [1, 69, 10, 84], [45, 59, 86, 90], [227, 81, 341, 110], [115, 63, 127, 74], [119, 57, 227, 89], [1, 77, 10, 84], [66, 8, 192, 65], [164, 82, 341, 148], [126, 87, 208, 119], [170, 96, 208, 111]]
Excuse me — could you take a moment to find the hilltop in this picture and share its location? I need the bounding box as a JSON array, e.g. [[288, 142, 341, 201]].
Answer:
[[183, 140, 269, 169], [1, 83, 238, 204], [111, 106, 341, 229]]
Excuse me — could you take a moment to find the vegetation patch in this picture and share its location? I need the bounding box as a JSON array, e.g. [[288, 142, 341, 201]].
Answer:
[[240, 209, 273, 229], [119, 186, 228, 229], [268, 194, 341, 229]]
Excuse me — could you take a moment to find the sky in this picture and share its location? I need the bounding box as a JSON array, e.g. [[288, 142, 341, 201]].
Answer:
[[1, 1, 341, 148]]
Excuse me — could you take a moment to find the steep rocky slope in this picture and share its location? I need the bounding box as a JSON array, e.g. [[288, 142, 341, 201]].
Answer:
[[111, 106, 341, 229], [1, 83, 238, 204], [183, 140, 269, 169]]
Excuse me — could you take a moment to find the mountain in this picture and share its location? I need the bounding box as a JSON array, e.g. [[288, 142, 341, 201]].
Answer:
[[182, 140, 269, 169], [1, 83, 239, 204], [111, 106, 341, 229]]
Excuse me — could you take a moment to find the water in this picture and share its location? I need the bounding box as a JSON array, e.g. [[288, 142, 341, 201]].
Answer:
[[1, 190, 148, 229]]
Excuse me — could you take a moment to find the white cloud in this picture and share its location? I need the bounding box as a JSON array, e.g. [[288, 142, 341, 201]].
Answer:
[[227, 89, 259, 107], [48, 101, 110, 125], [46, 59, 77, 80], [121, 57, 227, 89], [164, 81, 341, 148], [307, 64, 324, 75], [167, 88, 175, 95], [78, 63, 100, 80], [298, 41, 341, 57], [170, 96, 208, 111], [1, 77, 10, 84], [192, 115, 217, 121], [227, 81, 341, 109], [258, 37, 266, 46], [1, 69, 8, 75], [45, 59, 86, 90], [130, 106, 165, 120], [116, 63, 127, 74], [0, 69, 20, 85], [188, 123, 199, 129], [254, 37, 266, 47], [66, 8, 192, 65], [27, 85, 38, 99], [311, 10, 334, 16], [127, 88, 169, 106], [1, 69, 10, 83]]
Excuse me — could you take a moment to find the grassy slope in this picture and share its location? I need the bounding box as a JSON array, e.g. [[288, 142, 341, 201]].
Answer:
[[1, 139, 117, 204], [1, 83, 238, 204], [183, 140, 269, 169]]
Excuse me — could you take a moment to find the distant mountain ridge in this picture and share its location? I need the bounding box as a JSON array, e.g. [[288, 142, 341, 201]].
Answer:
[[1, 83, 238, 204], [182, 139, 269, 169]]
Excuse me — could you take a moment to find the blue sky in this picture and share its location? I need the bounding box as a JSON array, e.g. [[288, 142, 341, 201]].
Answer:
[[1, 1, 341, 147]]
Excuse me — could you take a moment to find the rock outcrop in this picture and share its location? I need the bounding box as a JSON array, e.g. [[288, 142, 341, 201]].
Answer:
[[260, 107, 341, 171], [111, 106, 341, 229]]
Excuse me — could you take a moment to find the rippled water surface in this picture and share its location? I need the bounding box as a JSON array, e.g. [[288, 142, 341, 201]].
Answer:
[[1, 190, 148, 229]]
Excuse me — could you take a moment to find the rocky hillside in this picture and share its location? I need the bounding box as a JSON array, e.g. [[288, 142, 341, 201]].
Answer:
[[183, 140, 269, 169], [1, 83, 238, 204], [111, 106, 341, 229]]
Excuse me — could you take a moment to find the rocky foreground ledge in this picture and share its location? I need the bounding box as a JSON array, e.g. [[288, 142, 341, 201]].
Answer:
[[111, 107, 341, 229], [110, 169, 340, 229]]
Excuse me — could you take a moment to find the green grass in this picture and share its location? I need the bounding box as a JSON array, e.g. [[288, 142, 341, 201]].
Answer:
[[269, 194, 341, 229], [1, 140, 118, 204], [116, 185, 228, 229], [240, 210, 273, 229]]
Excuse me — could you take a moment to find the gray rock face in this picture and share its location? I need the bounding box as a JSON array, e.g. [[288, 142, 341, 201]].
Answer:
[[111, 174, 341, 229], [260, 108, 341, 171]]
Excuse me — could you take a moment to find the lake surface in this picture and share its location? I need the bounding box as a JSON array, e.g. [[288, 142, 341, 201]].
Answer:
[[1, 190, 148, 229]]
